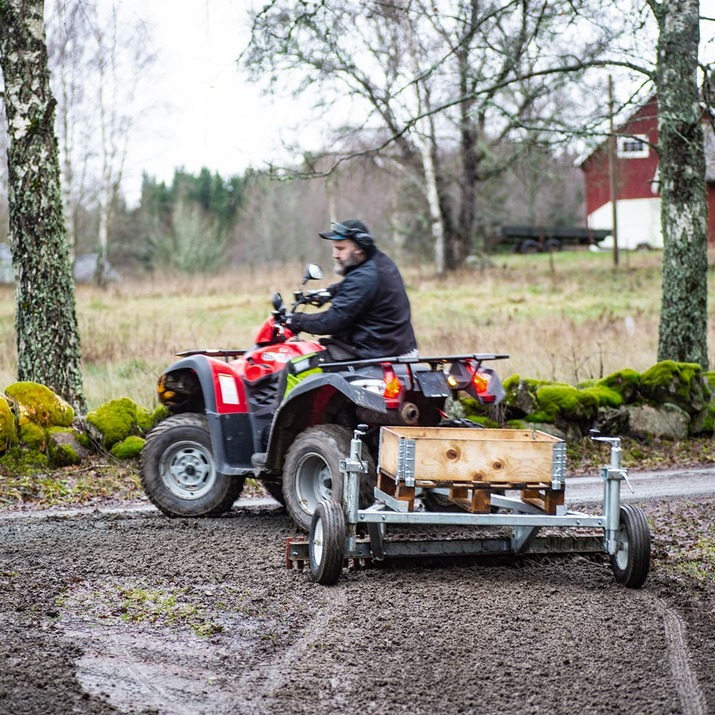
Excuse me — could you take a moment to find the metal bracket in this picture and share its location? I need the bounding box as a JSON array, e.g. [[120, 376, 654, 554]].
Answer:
[[551, 441, 567, 489], [396, 437, 416, 487]]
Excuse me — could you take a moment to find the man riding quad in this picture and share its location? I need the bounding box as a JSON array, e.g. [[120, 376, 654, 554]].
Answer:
[[287, 219, 418, 361]]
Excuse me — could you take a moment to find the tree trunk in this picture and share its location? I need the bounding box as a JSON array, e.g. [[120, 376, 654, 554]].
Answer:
[[0, 0, 86, 411], [651, 0, 709, 369]]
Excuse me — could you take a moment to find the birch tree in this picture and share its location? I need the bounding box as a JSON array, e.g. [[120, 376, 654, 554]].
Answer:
[[242, 0, 627, 273], [649, 0, 709, 369], [0, 0, 85, 409]]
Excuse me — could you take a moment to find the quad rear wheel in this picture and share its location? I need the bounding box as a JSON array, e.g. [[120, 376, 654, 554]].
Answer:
[[610, 504, 651, 588], [282, 424, 376, 532], [140, 413, 244, 517]]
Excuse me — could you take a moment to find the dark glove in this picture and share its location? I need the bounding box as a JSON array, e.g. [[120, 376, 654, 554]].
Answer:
[[286, 312, 302, 333], [307, 289, 332, 307]]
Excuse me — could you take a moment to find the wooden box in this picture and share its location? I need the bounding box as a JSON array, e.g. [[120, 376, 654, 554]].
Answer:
[[378, 426, 565, 487]]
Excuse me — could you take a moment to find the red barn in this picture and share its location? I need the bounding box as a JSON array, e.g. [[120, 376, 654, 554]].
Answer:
[[579, 95, 715, 248]]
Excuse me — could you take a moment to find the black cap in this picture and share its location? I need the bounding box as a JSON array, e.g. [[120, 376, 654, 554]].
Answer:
[[319, 219, 371, 240]]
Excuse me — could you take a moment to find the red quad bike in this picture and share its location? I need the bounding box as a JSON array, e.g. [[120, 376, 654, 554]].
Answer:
[[140, 264, 509, 531]]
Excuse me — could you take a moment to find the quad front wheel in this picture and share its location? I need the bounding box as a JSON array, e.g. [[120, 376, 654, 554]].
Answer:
[[282, 424, 376, 532], [309, 500, 346, 585], [610, 504, 651, 588], [140, 413, 244, 517]]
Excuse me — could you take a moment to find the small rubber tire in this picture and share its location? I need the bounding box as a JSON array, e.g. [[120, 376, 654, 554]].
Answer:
[[611, 504, 651, 588], [282, 424, 376, 532], [309, 500, 346, 585], [140, 413, 244, 517]]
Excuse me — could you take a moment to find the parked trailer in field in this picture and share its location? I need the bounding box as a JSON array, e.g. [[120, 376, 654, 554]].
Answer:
[[286, 426, 651, 587], [492, 225, 612, 254]]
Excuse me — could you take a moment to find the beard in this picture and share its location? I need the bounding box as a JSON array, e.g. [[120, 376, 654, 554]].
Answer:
[[333, 251, 362, 276]]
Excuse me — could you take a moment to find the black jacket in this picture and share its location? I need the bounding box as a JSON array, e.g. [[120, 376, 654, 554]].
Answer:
[[291, 248, 417, 359]]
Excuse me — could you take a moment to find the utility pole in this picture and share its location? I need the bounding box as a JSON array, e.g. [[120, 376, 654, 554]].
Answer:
[[607, 75, 620, 267]]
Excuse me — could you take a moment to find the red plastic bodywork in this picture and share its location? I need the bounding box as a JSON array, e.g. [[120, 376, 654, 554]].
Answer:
[[207, 322, 324, 415]]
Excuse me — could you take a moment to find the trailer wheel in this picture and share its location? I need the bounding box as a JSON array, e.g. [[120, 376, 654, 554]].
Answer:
[[283, 425, 376, 532], [140, 413, 244, 517], [309, 500, 346, 585], [610, 504, 651, 588]]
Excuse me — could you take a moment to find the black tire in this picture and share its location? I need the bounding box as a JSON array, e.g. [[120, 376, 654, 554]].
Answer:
[[610, 504, 651, 588], [519, 239, 541, 254], [545, 238, 562, 252], [262, 479, 286, 507], [309, 500, 346, 585], [282, 424, 376, 532], [140, 413, 244, 517]]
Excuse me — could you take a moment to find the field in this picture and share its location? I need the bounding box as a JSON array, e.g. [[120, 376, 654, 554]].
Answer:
[[0, 250, 713, 410]]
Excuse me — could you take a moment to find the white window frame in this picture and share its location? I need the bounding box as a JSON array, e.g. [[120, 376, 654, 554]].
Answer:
[[617, 134, 649, 159]]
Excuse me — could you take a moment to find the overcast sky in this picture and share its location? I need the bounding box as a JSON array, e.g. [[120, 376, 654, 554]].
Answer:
[[107, 0, 715, 204], [114, 0, 320, 202]]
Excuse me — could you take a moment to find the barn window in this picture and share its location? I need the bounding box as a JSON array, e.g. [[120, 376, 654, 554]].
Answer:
[[617, 134, 649, 159]]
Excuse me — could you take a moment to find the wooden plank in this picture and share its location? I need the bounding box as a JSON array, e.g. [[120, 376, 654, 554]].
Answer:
[[379, 427, 562, 485]]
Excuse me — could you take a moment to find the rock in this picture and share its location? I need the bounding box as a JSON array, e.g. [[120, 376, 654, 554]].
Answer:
[[4, 382, 74, 427], [47, 428, 91, 466], [0, 396, 19, 451], [626, 403, 690, 441], [639, 361, 708, 415], [592, 406, 630, 436]]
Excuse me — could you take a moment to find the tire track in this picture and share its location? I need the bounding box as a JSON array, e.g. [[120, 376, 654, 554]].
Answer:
[[641, 592, 708, 715]]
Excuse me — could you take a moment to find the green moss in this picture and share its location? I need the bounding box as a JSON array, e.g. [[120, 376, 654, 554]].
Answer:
[[502, 374, 521, 391], [19, 421, 46, 450], [597, 369, 641, 403], [46, 427, 82, 466], [0, 397, 18, 452], [640, 360, 709, 413], [506, 419, 527, 428], [579, 384, 623, 408], [5, 382, 74, 427], [525, 411, 554, 423], [0, 447, 48, 473], [86, 397, 140, 448], [110, 435, 145, 459], [77, 433, 92, 448], [704, 371, 715, 390], [136, 406, 155, 433], [535, 384, 598, 422], [152, 405, 170, 425], [464, 415, 500, 429]]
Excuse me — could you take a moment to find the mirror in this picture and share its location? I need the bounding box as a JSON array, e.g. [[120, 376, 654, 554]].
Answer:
[[271, 292, 283, 310], [302, 263, 324, 284]]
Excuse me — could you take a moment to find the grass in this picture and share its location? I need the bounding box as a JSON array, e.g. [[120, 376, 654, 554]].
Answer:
[[0, 457, 143, 508], [0, 250, 713, 412]]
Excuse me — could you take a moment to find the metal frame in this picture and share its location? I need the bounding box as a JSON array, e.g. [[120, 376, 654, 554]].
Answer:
[[287, 427, 629, 567]]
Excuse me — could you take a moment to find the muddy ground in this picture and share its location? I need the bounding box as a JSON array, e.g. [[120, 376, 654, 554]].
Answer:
[[0, 493, 713, 715]]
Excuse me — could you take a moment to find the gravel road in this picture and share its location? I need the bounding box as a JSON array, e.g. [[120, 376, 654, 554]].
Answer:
[[0, 490, 713, 715]]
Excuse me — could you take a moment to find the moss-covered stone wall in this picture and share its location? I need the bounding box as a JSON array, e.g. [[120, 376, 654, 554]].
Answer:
[[0, 383, 168, 469], [463, 360, 715, 442]]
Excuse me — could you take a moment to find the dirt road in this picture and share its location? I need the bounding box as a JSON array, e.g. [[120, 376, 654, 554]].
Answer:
[[0, 493, 713, 715]]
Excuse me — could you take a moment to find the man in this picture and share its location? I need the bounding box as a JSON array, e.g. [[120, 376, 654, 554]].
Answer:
[[288, 219, 418, 360]]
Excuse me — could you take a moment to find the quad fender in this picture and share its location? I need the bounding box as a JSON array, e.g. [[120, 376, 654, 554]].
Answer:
[[157, 356, 256, 477], [262, 371, 391, 472]]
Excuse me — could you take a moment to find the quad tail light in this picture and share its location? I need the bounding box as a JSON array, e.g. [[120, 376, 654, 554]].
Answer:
[[381, 363, 403, 408], [472, 369, 496, 403]]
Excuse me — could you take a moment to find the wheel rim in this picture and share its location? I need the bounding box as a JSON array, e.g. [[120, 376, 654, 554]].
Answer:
[[295, 452, 333, 515], [312, 516, 325, 566], [614, 522, 629, 571], [160, 439, 216, 500]]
